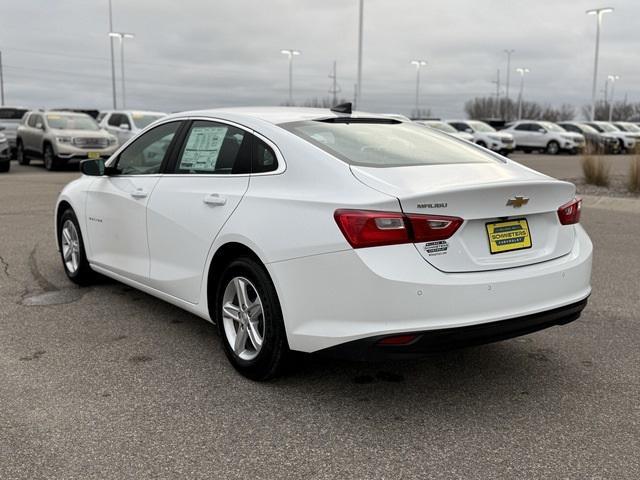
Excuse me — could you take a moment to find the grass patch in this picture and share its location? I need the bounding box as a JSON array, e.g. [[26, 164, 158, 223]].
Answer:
[[629, 155, 640, 193], [582, 154, 611, 187]]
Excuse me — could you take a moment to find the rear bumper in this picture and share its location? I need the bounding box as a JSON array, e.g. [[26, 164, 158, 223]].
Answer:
[[268, 225, 592, 353], [317, 298, 587, 361]]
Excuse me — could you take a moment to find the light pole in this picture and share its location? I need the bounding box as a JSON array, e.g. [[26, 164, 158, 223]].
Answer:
[[607, 74, 619, 121], [107, 0, 117, 109], [0, 50, 5, 106], [516, 67, 530, 120], [504, 49, 514, 118], [586, 7, 614, 121], [356, 0, 364, 109], [410, 60, 427, 119], [109, 32, 134, 109], [280, 49, 300, 105]]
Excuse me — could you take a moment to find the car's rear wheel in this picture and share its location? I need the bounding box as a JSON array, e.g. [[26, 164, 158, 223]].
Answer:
[[0, 160, 9, 173], [216, 257, 288, 380], [58, 209, 95, 285], [546, 140, 560, 155], [618, 139, 626, 154], [43, 144, 60, 171], [16, 141, 30, 165]]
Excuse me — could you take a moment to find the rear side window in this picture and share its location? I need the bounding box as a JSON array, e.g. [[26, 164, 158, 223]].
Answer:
[[108, 113, 130, 128], [27, 114, 38, 127], [282, 120, 498, 168], [515, 123, 532, 131], [173, 120, 251, 174], [252, 138, 278, 173]]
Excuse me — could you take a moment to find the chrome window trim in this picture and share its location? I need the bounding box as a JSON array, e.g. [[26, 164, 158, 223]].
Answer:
[[105, 116, 287, 177]]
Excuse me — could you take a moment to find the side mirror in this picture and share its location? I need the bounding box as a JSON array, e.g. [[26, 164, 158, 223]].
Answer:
[[80, 158, 105, 176], [35, 122, 44, 130], [119, 123, 130, 131]]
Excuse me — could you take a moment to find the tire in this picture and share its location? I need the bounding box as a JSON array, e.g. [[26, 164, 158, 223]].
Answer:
[[43, 143, 60, 171], [546, 140, 560, 155], [16, 141, 30, 165], [215, 256, 289, 381], [522, 148, 532, 154], [58, 208, 95, 286], [0, 160, 9, 173], [476, 141, 487, 148], [618, 139, 626, 154]]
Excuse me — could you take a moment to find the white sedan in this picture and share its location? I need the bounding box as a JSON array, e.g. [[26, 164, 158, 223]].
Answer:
[[55, 106, 593, 380]]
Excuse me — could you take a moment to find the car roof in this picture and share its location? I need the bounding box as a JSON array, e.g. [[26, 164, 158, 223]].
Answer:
[[163, 107, 394, 126], [103, 110, 167, 115]]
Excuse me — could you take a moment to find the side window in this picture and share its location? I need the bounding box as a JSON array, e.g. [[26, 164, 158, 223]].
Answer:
[[449, 122, 465, 131], [173, 120, 250, 174], [116, 122, 180, 175], [252, 137, 278, 173], [563, 124, 578, 133], [515, 123, 530, 131], [108, 113, 129, 127], [27, 114, 37, 127]]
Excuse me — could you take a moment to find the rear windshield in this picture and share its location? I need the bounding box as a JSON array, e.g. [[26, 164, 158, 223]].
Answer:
[[46, 114, 99, 131], [0, 108, 28, 120], [282, 120, 498, 168]]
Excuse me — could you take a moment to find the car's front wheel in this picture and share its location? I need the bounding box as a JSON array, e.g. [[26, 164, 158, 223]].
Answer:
[[216, 257, 289, 380], [43, 144, 60, 171], [58, 209, 95, 285], [546, 140, 560, 155], [16, 141, 30, 165]]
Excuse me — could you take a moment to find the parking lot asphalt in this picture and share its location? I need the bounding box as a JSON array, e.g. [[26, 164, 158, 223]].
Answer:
[[1, 159, 639, 479]]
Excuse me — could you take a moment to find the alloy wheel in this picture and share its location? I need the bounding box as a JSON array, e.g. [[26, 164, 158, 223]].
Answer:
[[221, 276, 265, 361], [61, 219, 80, 274]]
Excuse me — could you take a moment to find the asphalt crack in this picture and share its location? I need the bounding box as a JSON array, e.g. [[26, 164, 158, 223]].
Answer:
[[19, 244, 84, 306], [0, 254, 9, 279]]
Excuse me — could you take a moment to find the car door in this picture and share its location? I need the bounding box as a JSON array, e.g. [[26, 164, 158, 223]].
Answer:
[[146, 119, 253, 303], [84, 121, 183, 284], [24, 113, 44, 154], [527, 122, 547, 148], [511, 123, 532, 147]]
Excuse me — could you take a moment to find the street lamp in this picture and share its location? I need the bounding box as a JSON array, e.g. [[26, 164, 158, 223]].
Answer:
[[109, 32, 135, 109], [280, 49, 301, 105], [516, 67, 530, 120], [107, 0, 117, 109], [586, 7, 614, 121], [356, 0, 364, 109], [504, 49, 515, 118], [410, 60, 427, 119], [607, 74, 620, 122]]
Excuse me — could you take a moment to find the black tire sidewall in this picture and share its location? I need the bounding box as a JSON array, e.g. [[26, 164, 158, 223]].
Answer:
[[59, 209, 93, 285], [17, 141, 29, 165], [44, 144, 56, 170], [215, 257, 288, 380]]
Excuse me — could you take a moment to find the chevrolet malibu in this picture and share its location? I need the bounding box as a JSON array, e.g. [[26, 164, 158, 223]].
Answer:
[[55, 106, 592, 380]]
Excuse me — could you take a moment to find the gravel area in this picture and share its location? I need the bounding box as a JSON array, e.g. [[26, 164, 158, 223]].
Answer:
[[566, 175, 640, 199]]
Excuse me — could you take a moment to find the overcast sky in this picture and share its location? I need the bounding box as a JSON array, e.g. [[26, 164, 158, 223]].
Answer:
[[1, 0, 638, 118]]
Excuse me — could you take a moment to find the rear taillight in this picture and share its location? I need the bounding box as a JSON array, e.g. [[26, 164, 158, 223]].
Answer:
[[334, 209, 463, 249], [557, 198, 581, 225]]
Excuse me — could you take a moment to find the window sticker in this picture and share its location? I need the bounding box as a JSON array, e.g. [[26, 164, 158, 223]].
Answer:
[[179, 126, 228, 172]]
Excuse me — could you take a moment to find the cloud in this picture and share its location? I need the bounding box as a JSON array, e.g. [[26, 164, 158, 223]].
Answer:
[[1, 0, 638, 118]]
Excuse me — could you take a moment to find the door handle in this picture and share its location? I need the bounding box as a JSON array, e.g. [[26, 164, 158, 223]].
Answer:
[[203, 193, 227, 206], [130, 188, 148, 199]]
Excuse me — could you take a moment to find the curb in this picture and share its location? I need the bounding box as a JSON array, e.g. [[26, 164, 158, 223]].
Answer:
[[581, 194, 640, 213]]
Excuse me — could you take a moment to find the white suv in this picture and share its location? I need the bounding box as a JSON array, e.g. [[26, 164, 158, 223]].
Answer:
[[503, 121, 585, 155], [417, 120, 474, 142], [100, 110, 167, 146], [585, 121, 638, 153], [447, 120, 515, 155]]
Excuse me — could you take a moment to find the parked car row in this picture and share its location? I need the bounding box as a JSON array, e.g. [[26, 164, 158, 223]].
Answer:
[[416, 117, 639, 155], [0, 107, 167, 171]]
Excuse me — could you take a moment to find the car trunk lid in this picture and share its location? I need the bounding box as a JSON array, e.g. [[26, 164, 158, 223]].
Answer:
[[350, 162, 577, 273]]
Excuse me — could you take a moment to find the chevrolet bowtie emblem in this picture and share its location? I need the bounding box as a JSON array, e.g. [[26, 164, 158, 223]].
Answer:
[[506, 196, 529, 208]]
